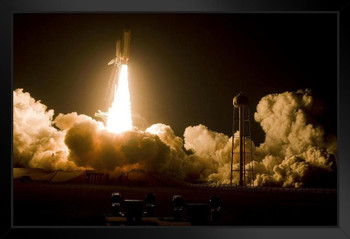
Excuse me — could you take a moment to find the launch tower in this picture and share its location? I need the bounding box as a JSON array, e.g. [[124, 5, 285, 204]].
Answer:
[[230, 92, 254, 186]]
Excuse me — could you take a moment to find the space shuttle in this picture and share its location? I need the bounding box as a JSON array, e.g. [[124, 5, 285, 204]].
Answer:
[[108, 29, 131, 67]]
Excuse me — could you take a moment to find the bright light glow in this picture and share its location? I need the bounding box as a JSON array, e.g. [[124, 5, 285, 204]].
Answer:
[[146, 125, 160, 135], [106, 64, 133, 133]]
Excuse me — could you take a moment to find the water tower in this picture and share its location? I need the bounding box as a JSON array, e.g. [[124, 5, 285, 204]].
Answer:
[[230, 92, 254, 186]]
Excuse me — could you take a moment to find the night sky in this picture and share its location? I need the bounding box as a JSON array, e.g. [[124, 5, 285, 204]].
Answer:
[[13, 13, 337, 144]]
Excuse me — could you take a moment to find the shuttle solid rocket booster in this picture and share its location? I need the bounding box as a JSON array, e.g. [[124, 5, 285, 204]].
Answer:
[[108, 29, 131, 67]]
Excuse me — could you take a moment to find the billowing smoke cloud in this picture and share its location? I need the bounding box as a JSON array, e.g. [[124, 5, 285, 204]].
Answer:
[[13, 90, 199, 179], [62, 119, 187, 178], [13, 88, 337, 188], [13, 89, 77, 171], [252, 89, 337, 188], [183, 124, 256, 185]]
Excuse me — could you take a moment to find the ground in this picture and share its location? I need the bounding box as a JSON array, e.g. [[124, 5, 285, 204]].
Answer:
[[13, 182, 336, 226]]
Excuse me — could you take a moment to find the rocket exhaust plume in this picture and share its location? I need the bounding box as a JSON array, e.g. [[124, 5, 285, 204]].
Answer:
[[106, 64, 133, 133], [97, 30, 133, 133]]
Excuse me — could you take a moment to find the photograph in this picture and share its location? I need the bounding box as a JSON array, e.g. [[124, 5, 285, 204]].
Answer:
[[13, 13, 337, 227]]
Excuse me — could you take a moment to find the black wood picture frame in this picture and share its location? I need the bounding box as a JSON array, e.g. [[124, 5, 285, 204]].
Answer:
[[1, 0, 350, 238]]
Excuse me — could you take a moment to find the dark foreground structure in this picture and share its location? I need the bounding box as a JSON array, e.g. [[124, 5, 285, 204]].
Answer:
[[13, 181, 336, 226]]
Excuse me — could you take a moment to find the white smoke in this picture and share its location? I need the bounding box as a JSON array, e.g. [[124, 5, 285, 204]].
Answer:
[[252, 89, 336, 187], [13, 88, 337, 188], [13, 89, 77, 171]]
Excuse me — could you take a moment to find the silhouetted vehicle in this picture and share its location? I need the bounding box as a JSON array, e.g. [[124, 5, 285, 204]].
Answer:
[[209, 195, 221, 222], [144, 192, 156, 217], [172, 195, 184, 221], [187, 203, 208, 225], [124, 200, 143, 225], [111, 192, 124, 216]]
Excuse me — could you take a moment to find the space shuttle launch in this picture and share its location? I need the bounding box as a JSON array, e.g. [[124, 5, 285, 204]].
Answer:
[[95, 29, 132, 126], [108, 29, 131, 67]]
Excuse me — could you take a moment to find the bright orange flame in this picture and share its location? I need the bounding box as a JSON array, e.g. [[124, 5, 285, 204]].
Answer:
[[106, 64, 133, 133]]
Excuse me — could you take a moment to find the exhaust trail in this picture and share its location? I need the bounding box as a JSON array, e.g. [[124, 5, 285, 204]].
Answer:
[[106, 64, 133, 133]]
